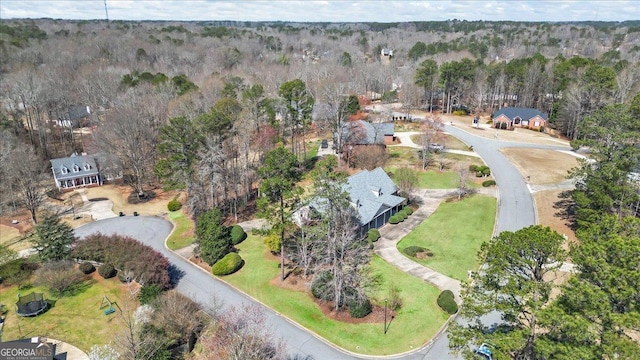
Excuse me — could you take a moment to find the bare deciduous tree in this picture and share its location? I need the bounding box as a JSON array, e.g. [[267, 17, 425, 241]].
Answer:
[[196, 304, 286, 360], [418, 115, 444, 170], [92, 100, 158, 199], [1, 136, 49, 223]]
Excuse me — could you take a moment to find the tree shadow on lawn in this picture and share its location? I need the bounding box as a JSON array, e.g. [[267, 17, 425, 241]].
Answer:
[[554, 190, 577, 231], [64, 277, 97, 297]]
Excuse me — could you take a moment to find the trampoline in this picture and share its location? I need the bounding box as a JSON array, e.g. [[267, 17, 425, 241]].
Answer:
[[16, 292, 48, 317]]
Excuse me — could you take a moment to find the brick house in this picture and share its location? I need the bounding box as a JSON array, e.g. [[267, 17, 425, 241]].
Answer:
[[492, 107, 548, 130]]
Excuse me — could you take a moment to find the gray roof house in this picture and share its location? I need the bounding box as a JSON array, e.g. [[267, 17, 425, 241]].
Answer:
[[341, 120, 395, 146], [54, 105, 92, 128], [492, 107, 548, 130], [50, 153, 121, 191], [346, 167, 406, 230], [294, 167, 406, 231]]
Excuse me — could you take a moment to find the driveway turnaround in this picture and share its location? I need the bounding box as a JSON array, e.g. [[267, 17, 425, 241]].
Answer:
[[74, 216, 356, 360], [71, 126, 573, 360]]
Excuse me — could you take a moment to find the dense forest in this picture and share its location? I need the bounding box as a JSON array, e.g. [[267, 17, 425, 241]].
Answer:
[[1, 18, 640, 359], [0, 18, 639, 218]]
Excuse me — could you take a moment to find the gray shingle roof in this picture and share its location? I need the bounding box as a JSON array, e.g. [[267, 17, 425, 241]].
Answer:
[[342, 120, 394, 145], [50, 154, 99, 181], [345, 167, 405, 226], [68, 105, 91, 121], [492, 107, 548, 121]]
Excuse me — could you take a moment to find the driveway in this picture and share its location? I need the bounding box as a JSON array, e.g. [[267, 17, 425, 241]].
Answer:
[[374, 189, 463, 300], [73, 216, 354, 360], [69, 126, 572, 359]]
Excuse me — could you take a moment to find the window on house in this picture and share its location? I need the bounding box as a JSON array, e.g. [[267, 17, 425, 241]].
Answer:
[[61, 167, 68, 174], [73, 165, 80, 172], [534, 121, 540, 127], [84, 164, 91, 170], [514, 116, 521, 125]]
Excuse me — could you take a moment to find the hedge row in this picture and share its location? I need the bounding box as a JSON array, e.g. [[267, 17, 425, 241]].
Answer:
[[348, 299, 372, 318], [367, 229, 381, 242], [167, 199, 182, 211], [78, 262, 95, 274], [403, 246, 427, 257], [212, 252, 244, 276], [311, 271, 334, 301], [98, 263, 116, 279], [482, 180, 496, 187], [230, 225, 247, 245], [469, 165, 491, 177], [73, 234, 171, 289], [389, 207, 413, 225], [437, 290, 458, 314]]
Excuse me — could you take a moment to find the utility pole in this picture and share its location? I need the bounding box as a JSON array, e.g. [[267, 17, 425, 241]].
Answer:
[[104, 0, 109, 21]]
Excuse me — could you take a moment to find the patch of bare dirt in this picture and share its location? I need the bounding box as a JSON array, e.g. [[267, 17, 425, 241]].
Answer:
[[501, 148, 579, 185], [82, 185, 183, 216], [189, 256, 212, 273], [533, 190, 578, 247]]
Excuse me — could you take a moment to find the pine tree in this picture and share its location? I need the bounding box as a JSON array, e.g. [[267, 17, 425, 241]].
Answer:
[[195, 208, 232, 266], [33, 212, 75, 261]]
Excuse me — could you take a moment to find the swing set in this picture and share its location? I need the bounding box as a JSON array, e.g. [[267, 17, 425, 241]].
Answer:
[[99, 296, 121, 316]]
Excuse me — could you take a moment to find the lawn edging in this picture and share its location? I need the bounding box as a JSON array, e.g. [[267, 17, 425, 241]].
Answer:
[[163, 237, 448, 358]]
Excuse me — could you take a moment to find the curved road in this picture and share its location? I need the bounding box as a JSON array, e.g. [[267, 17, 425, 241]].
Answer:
[[73, 125, 572, 360], [442, 124, 571, 233]]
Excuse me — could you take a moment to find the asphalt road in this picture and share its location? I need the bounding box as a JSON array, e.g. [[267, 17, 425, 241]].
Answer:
[[405, 125, 572, 360], [443, 124, 571, 233], [73, 126, 572, 360], [74, 216, 351, 360]]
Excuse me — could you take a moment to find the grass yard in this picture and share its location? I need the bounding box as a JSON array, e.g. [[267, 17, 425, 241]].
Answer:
[[0, 275, 131, 352], [397, 195, 496, 280], [166, 209, 195, 250], [225, 234, 449, 355], [386, 166, 481, 189], [0, 225, 33, 252], [388, 146, 418, 165]]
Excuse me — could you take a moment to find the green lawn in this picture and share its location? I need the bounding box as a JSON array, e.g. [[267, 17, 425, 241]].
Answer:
[[397, 195, 496, 280], [386, 166, 480, 189], [224, 235, 449, 355], [388, 147, 418, 165], [166, 209, 195, 250], [0, 276, 130, 352]]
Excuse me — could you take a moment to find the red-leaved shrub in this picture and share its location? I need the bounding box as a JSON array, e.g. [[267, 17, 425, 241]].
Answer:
[[73, 233, 171, 290]]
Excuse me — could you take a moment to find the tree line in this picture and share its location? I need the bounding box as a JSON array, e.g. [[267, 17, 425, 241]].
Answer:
[[449, 98, 640, 359]]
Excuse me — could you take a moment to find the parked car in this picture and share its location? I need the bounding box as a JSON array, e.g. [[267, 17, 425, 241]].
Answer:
[[428, 143, 445, 152], [474, 343, 493, 360], [321, 139, 328, 149]]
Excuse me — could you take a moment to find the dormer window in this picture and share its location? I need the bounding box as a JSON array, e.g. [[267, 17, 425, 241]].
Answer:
[[61, 166, 68, 174], [84, 164, 91, 171], [73, 165, 80, 173]]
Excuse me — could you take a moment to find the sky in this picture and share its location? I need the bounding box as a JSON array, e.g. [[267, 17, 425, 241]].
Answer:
[[1, 0, 638, 23]]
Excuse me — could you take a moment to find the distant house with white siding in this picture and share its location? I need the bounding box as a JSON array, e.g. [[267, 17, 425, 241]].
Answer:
[[50, 153, 121, 191]]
